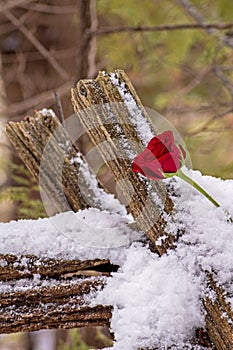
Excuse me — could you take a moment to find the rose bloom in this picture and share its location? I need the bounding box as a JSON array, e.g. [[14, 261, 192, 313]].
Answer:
[[132, 130, 186, 180]]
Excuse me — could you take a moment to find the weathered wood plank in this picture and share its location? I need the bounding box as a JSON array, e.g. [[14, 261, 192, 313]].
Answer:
[[0, 305, 112, 334], [5, 110, 115, 215], [203, 274, 233, 349], [3, 70, 233, 349], [0, 278, 105, 307], [71, 70, 174, 254], [71, 70, 233, 348], [0, 253, 231, 349], [0, 254, 115, 281], [0, 253, 113, 334], [0, 283, 112, 333]]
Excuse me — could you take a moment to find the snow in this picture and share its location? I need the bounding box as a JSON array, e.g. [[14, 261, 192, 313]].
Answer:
[[0, 168, 232, 349], [166, 168, 233, 299], [39, 108, 56, 118], [109, 73, 154, 146], [96, 243, 204, 350], [0, 208, 142, 263], [0, 273, 95, 294], [95, 168, 233, 349], [74, 155, 128, 215]]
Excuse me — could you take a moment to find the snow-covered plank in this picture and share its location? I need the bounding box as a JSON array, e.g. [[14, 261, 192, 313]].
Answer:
[[2, 69, 233, 349], [204, 274, 233, 350], [5, 110, 125, 216], [0, 276, 112, 333], [0, 209, 135, 335], [0, 253, 114, 281], [0, 214, 231, 347], [0, 253, 114, 334], [71, 70, 174, 254]]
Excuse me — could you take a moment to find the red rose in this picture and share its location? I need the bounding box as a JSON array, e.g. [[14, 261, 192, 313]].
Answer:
[[132, 130, 186, 180]]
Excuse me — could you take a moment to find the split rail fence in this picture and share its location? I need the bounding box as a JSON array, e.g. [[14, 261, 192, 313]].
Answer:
[[1, 70, 233, 349]]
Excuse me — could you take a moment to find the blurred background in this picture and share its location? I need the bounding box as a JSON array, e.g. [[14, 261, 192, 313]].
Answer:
[[0, 0, 232, 348]]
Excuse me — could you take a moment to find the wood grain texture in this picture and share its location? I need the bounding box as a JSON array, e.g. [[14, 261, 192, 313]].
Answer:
[[0, 286, 112, 333], [5, 111, 109, 214], [3, 70, 232, 348], [71, 69, 174, 254], [0, 253, 113, 334], [0, 254, 115, 281], [203, 274, 233, 350]]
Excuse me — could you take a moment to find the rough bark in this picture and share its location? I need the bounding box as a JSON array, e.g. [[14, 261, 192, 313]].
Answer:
[[203, 274, 233, 350], [71, 69, 174, 254], [5, 110, 111, 215], [0, 253, 116, 281], [0, 285, 112, 333], [0, 253, 113, 334], [3, 69, 233, 348], [0, 253, 232, 350]]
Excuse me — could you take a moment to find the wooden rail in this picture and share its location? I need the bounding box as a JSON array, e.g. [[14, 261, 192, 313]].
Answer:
[[3, 69, 233, 349]]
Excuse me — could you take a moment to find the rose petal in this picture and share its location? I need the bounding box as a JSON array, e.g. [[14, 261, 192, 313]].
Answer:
[[132, 149, 164, 180], [147, 130, 175, 158], [159, 151, 181, 173], [132, 130, 186, 180]]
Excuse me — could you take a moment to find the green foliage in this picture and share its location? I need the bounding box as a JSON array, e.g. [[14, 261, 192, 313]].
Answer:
[[218, 0, 233, 21], [57, 330, 89, 350], [97, 0, 233, 179], [57, 328, 113, 350], [0, 162, 46, 220], [185, 116, 233, 178]]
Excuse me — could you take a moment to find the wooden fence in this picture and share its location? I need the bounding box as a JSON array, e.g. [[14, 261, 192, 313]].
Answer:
[[2, 70, 233, 349]]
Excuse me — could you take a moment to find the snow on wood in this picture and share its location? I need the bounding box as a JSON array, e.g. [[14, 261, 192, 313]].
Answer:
[[71, 70, 174, 255], [0, 209, 140, 335], [0, 274, 112, 333], [5, 110, 125, 216], [0, 253, 113, 282], [0, 171, 232, 347], [1, 70, 233, 349], [95, 169, 233, 349]]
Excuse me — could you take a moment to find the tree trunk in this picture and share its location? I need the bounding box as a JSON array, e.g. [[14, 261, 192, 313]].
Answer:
[[76, 0, 98, 79]]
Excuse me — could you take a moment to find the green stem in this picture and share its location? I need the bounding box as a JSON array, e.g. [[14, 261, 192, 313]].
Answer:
[[176, 168, 220, 208]]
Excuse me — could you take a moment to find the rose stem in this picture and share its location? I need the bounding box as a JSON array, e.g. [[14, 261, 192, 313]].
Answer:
[[176, 169, 220, 208]]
